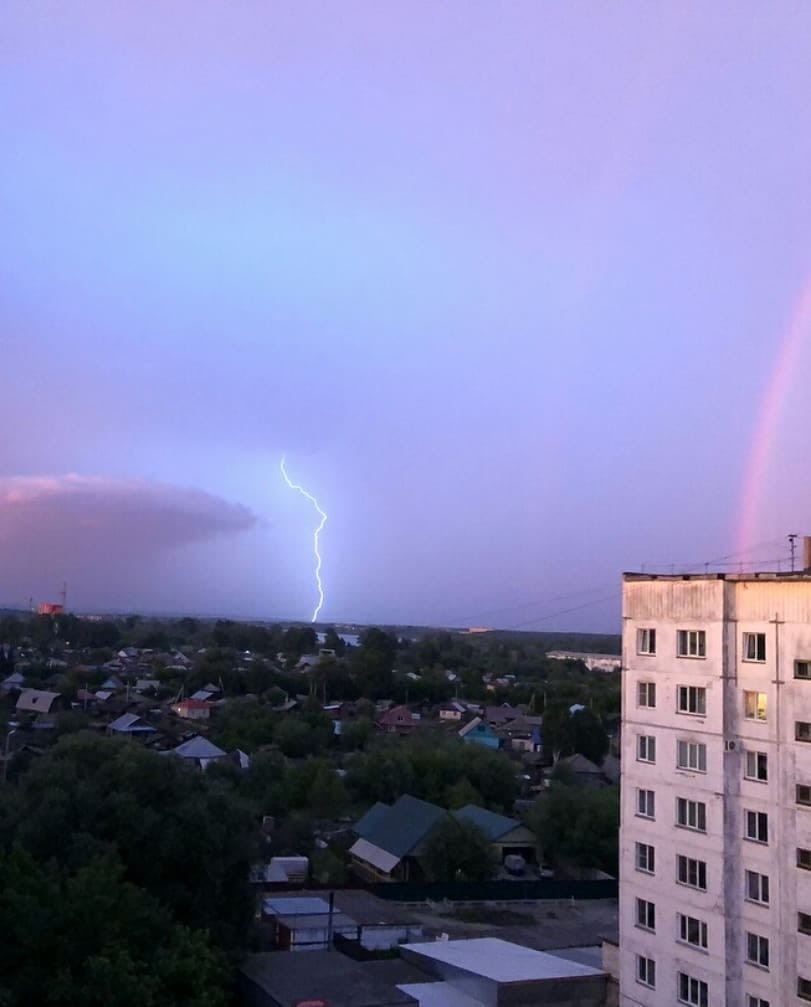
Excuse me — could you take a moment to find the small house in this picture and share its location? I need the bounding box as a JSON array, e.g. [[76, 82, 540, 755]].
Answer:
[[171, 698, 211, 721], [375, 704, 417, 735], [458, 717, 500, 749], [15, 689, 61, 715]]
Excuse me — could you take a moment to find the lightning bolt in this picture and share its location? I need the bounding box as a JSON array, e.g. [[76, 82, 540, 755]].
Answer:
[[280, 456, 327, 622]]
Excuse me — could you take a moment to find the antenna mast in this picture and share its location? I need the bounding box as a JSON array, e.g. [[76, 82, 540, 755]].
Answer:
[[789, 534, 799, 572]]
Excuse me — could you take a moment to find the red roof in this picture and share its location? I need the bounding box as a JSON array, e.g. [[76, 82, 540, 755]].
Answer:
[[173, 699, 210, 710]]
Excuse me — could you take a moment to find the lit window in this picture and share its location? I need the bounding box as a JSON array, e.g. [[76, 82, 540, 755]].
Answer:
[[798, 722, 811, 742], [636, 788, 655, 819], [795, 661, 811, 680], [677, 972, 708, 1007], [676, 797, 707, 832], [637, 955, 656, 988], [677, 630, 706, 659], [677, 854, 707, 891], [798, 784, 811, 806], [637, 628, 656, 655], [743, 632, 766, 662], [745, 810, 768, 844], [677, 913, 708, 949], [677, 740, 707, 772], [635, 898, 655, 931], [637, 681, 656, 708], [745, 932, 769, 969], [799, 912, 811, 935], [677, 685, 706, 716], [635, 842, 655, 874], [744, 691, 767, 721], [637, 735, 656, 763], [745, 870, 769, 905], [744, 751, 768, 783]]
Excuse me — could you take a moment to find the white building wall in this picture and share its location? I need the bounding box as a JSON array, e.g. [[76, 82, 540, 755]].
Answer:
[[619, 574, 811, 1007]]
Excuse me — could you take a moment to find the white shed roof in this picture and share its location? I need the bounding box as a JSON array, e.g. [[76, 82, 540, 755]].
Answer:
[[349, 838, 401, 875], [401, 938, 605, 982]]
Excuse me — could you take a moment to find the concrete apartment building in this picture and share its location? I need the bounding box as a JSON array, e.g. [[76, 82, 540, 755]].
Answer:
[[619, 551, 811, 1007]]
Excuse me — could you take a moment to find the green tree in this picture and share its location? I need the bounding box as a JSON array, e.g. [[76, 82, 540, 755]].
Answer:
[[527, 783, 619, 876], [0, 850, 227, 1007], [422, 817, 495, 882], [570, 708, 609, 764], [0, 733, 258, 950]]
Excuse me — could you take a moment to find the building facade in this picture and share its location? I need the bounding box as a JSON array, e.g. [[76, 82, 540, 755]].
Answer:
[[619, 570, 811, 1007]]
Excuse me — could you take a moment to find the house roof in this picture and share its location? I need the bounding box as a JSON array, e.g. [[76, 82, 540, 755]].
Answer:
[[458, 716, 496, 738], [354, 801, 391, 840], [189, 689, 214, 701], [16, 688, 60, 713], [354, 795, 446, 858], [108, 712, 155, 733], [173, 698, 210, 710], [452, 805, 523, 841], [557, 753, 603, 775], [349, 837, 401, 875], [170, 735, 226, 760], [484, 704, 522, 724]]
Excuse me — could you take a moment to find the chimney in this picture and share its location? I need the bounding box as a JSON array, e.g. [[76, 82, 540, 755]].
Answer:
[[803, 536, 811, 573]]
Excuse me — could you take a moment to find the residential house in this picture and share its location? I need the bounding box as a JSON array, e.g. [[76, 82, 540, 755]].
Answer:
[[16, 689, 61, 715], [483, 703, 523, 726], [166, 734, 227, 769], [458, 717, 500, 749], [1, 671, 24, 694], [107, 712, 156, 736], [438, 701, 467, 722], [549, 753, 610, 788], [375, 704, 417, 736], [349, 795, 447, 881], [171, 698, 211, 721], [546, 650, 621, 673], [496, 713, 543, 752], [453, 805, 537, 864]]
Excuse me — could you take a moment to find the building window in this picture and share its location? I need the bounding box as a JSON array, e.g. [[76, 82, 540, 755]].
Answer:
[[744, 691, 768, 721], [800, 977, 811, 1002], [676, 797, 707, 832], [745, 810, 768, 844], [637, 681, 656, 708], [636, 788, 655, 819], [746, 932, 769, 969], [636, 842, 655, 874], [744, 751, 768, 783], [745, 870, 769, 905], [637, 955, 656, 988], [637, 628, 656, 655], [637, 735, 656, 763], [799, 912, 811, 935], [677, 629, 706, 659], [799, 849, 811, 871], [743, 632, 766, 662], [795, 660, 811, 680], [677, 972, 708, 1007], [798, 784, 811, 806], [677, 685, 706, 716], [797, 722, 811, 742], [677, 740, 707, 773], [747, 997, 770, 1007], [635, 898, 655, 931], [677, 913, 708, 949], [677, 854, 707, 891]]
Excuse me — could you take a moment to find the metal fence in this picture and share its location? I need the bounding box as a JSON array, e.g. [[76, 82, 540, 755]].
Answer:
[[362, 878, 617, 902]]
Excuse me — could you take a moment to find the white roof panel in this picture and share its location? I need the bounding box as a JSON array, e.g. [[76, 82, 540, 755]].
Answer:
[[349, 838, 401, 875], [401, 938, 605, 982]]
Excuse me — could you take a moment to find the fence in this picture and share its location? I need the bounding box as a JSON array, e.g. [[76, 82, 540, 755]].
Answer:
[[361, 878, 616, 902]]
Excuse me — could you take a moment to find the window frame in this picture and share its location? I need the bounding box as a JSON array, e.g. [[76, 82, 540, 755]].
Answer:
[[744, 810, 769, 844], [637, 681, 656, 708], [744, 691, 768, 722], [636, 954, 656, 989], [637, 628, 656, 656], [677, 912, 708, 950], [799, 848, 811, 871], [677, 685, 707, 716], [747, 996, 770, 1007], [797, 784, 811, 807], [799, 912, 811, 935], [797, 721, 811, 743], [799, 976, 811, 1002], [745, 931, 770, 970], [636, 788, 655, 819], [677, 972, 708, 1007], [637, 734, 656, 763], [676, 797, 707, 833], [635, 841, 655, 875], [635, 897, 655, 932], [745, 870, 770, 906], [744, 750, 768, 783], [676, 854, 707, 891], [677, 629, 706, 659], [742, 632, 766, 663], [795, 660, 811, 680], [677, 739, 707, 773]]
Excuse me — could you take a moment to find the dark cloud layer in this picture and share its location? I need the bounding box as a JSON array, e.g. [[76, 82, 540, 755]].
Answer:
[[0, 475, 257, 608]]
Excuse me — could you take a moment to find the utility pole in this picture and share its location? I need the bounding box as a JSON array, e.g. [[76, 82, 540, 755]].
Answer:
[[789, 533, 799, 572]]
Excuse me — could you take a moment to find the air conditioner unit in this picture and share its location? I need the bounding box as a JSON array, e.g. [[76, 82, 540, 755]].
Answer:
[[724, 740, 736, 752]]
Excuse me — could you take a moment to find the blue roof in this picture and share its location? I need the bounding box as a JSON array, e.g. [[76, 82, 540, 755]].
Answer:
[[452, 805, 522, 840], [356, 795, 447, 858]]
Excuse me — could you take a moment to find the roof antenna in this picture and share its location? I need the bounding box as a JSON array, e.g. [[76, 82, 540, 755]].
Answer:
[[789, 533, 799, 573]]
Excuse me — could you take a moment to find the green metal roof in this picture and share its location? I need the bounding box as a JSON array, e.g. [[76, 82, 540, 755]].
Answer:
[[355, 794, 447, 858], [452, 804, 521, 840]]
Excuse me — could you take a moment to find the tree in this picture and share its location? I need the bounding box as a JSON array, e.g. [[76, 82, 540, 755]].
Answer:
[[422, 817, 495, 882], [527, 783, 619, 876], [0, 850, 227, 1007], [0, 733, 258, 950], [570, 708, 609, 765], [443, 777, 483, 810]]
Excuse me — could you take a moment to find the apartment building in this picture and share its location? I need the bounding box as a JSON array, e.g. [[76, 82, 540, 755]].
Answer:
[[619, 558, 811, 1007]]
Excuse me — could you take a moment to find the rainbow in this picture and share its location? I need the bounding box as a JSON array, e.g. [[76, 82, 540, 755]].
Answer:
[[737, 279, 811, 556]]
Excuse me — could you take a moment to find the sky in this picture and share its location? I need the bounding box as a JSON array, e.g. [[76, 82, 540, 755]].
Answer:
[[1, 2, 810, 631]]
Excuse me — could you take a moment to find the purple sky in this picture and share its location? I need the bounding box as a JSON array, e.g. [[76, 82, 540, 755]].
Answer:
[[2, 2, 810, 630]]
